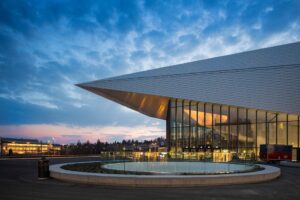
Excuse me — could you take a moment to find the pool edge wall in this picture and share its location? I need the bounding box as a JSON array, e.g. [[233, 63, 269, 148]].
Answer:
[[50, 163, 281, 187]]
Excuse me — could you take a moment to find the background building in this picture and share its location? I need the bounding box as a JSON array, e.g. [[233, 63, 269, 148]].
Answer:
[[78, 42, 300, 161], [0, 137, 61, 156]]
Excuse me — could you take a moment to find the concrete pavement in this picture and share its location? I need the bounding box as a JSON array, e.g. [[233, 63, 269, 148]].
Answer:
[[0, 157, 299, 200]]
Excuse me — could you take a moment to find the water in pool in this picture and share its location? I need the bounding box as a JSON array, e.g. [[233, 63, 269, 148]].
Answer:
[[102, 162, 256, 174]]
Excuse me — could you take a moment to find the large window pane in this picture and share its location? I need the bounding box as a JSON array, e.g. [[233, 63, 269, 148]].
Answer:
[[170, 104, 176, 128], [170, 126, 176, 152], [183, 127, 189, 150], [205, 103, 212, 145], [267, 112, 276, 144], [247, 109, 256, 149], [170, 98, 176, 108], [183, 100, 190, 127], [197, 103, 205, 126], [277, 114, 287, 145], [213, 104, 221, 148], [197, 102, 205, 149], [197, 126, 205, 148], [230, 107, 237, 151], [257, 111, 266, 153], [238, 108, 247, 151], [288, 115, 298, 147], [176, 127, 182, 153], [191, 126, 197, 149], [190, 102, 197, 126], [221, 106, 229, 149], [190, 102, 197, 148], [176, 100, 183, 127]]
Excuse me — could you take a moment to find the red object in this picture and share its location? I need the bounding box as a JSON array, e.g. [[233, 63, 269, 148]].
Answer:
[[260, 144, 292, 161]]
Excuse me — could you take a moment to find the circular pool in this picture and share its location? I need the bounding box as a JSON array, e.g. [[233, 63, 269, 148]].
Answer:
[[50, 161, 281, 187], [102, 161, 256, 175]]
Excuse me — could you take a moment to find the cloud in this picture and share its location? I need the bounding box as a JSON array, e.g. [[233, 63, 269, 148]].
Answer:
[[252, 22, 262, 30], [0, 0, 300, 143], [0, 91, 59, 109], [264, 6, 274, 13], [259, 23, 300, 47]]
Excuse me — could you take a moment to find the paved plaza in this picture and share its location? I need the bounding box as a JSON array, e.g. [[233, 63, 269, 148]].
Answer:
[[0, 157, 300, 200]]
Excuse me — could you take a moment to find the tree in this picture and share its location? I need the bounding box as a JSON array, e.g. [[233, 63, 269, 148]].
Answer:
[[96, 139, 102, 154]]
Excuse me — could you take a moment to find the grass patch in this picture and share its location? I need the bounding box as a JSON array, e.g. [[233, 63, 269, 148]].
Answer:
[[62, 162, 106, 173]]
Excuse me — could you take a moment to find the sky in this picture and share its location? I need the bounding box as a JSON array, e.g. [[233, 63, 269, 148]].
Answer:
[[0, 0, 300, 144]]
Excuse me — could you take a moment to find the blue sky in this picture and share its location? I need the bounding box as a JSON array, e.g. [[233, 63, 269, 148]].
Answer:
[[0, 0, 300, 144]]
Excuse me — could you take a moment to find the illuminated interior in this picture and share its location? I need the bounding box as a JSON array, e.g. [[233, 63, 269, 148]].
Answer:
[[1, 140, 61, 155], [168, 98, 300, 161], [185, 109, 228, 126]]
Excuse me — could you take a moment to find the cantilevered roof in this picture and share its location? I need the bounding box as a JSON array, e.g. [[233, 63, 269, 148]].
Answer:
[[77, 42, 300, 119]]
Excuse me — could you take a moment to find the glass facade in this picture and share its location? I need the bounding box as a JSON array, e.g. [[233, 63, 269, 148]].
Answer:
[[168, 98, 300, 161]]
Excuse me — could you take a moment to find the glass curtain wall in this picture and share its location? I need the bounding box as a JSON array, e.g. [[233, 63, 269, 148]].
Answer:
[[169, 98, 300, 160]]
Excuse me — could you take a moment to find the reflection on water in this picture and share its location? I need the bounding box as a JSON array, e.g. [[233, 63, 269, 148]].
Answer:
[[102, 161, 256, 174]]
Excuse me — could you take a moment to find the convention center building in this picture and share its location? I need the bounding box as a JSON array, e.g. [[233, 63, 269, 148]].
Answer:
[[78, 42, 300, 161]]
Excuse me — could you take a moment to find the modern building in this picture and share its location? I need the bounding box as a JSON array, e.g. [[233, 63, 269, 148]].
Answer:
[[77, 42, 300, 161], [0, 137, 61, 156]]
